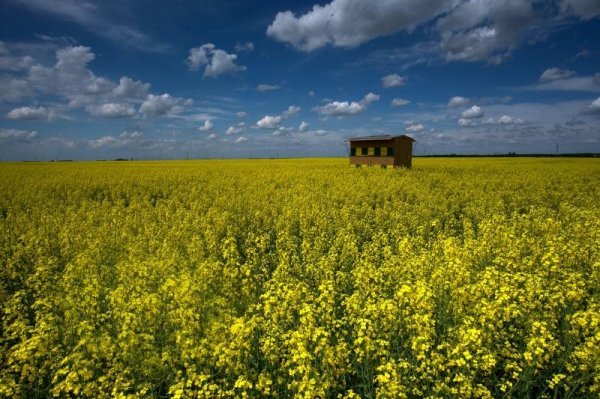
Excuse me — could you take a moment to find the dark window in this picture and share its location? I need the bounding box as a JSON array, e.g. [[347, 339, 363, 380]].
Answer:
[[374, 147, 381, 156], [351, 147, 356, 156], [388, 147, 394, 156]]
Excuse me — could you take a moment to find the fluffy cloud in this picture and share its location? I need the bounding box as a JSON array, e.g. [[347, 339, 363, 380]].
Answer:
[[299, 121, 309, 132], [234, 136, 248, 143], [119, 131, 143, 140], [198, 120, 214, 131], [282, 105, 301, 118], [458, 118, 476, 127], [113, 77, 150, 99], [3, 45, 179, 121], [391, 98, 410, 107], [462, 105, 484, 119], [313, 92, 379, 116], [0, 77, 32, 102], [267, 1, 599, 65], [0, 128, 38, 140], [406, 123, 424, 132], [382, 73, 405, 88], [236, 111, 247, 118], [257, 84, 281, 92], [448, 96, 469, 107], [524, 75, 600, 92], [86, 103, 136, 118], [267, 0, 455, 51], [256, 105, 301, 129], [88, 131, 145, 149], [0, 41, 34, 71], [139, 94, 189, 117], [560, 0, 600, 20], [225, 125, 243, 135], [272, 126, 294, 137], [6, 106, 53, 120], [539, 67, 576, 82], [363, 93, 380, 104], [87, 136, 121, 149], [256, 115, 282, 129], [27, 46, 100, 101], [582, 96, 600, 114], [187, 43, 246, 78], [207, 133, 218, 140], [497, 115, 524, 124], [437, 0, 536, 64]]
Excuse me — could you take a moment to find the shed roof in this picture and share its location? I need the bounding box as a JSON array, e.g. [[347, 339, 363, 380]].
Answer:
[[347, 134, 415, 142]]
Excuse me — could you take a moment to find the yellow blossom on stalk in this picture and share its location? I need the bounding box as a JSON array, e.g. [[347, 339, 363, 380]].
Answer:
[[0, 158, 598, 398]]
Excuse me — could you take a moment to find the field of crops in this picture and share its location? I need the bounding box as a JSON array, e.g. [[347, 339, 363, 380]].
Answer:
[[1, 158, 599, 398]]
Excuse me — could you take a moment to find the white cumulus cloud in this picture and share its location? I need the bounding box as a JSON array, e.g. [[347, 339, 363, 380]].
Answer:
[[225, 125, 243, 135], [6, 106, 53, 120], [113, 77, 150, 99], [256, 105, 301, 129], [448, 96, 469, 107], [582, 96, 600, 114], [437, 0, 536, 64], [198, 120, 214, 131], [234, 136, 248, 143], [139, 94, 189, 117], [406, 123, 424, 132], [539, 67, 576, 82], [525, 75, 600, 92], [272, 126, 294, 137], [0, 128, 39, 140], [391, 98, 410, 107], [86, 103, 136, 118], [382, 73, 405, 88], [267, 0, 455, 51], [0, 41, 33, 71], [256, 115, 282, 129], [187, 43, 246, 78], [313, 92, 379, 116], [497, 115, 524, 124], [462, 105, 484, 119], [560, 0, 600, 20], [3, 45, 175, 120], [458, 118, 476, 127], [267, 0, 551, 64], [299, 121, 309, 132], [282, 105, 301, 118], [88, 131, 145, 149]]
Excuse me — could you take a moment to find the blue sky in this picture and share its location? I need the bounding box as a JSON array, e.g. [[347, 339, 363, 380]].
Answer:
[[0, 0, 599, 160]]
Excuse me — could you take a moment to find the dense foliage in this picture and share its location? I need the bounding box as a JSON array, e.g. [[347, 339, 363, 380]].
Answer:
[[1, 158, 599, 398]]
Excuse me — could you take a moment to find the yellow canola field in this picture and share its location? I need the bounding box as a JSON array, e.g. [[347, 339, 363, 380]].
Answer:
[[0, 158, 599, 398]]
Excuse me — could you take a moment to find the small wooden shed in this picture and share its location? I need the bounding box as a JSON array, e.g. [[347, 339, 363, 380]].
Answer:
[[347, 135, 415, 168]]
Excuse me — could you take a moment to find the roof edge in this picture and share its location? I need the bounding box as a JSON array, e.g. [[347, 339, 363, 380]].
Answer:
[[346, 134, 415, 142]]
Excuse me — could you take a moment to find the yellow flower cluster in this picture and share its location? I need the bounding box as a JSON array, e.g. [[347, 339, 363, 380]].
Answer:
[[0, 157, 599, 398]]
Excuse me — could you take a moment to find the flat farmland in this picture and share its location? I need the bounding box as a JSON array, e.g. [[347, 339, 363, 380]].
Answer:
[[1, 158, 599, 398]]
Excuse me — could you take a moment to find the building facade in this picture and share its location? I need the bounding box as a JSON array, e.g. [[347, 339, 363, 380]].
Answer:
[[348, 135, 415, 168]]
